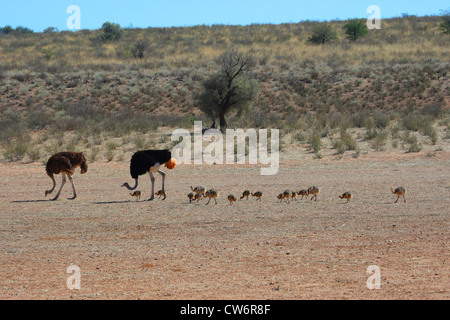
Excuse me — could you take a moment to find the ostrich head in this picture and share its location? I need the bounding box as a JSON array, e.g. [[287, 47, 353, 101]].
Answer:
[[164, 158, 177, 170], [79, 152, 88, 174], [80, 161, 88, 174]]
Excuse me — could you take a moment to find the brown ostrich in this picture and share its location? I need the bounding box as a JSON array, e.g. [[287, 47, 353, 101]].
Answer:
[[44, 152, 88, 201]]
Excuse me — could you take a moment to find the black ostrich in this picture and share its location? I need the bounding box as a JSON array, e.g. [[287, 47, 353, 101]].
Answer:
[[121, 150, 176, 201]]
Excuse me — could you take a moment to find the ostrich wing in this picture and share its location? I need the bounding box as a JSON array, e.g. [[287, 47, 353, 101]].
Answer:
[[129, 150, 172, 179], [46, 154, 74, 175], [53, 155, 75, 175]]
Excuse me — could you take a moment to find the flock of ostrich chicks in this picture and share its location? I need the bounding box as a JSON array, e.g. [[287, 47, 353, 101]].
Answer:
[[43, 150, 407, 205], [130, 185, 407, 205]]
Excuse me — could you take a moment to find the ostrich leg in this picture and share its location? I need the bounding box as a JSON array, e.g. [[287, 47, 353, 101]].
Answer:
[[45, 173, 56, 197], [67, 174, 77, 200], [158, 170, 166, 200], [147, 172, 155, 201], [52, 172, 67, 201]]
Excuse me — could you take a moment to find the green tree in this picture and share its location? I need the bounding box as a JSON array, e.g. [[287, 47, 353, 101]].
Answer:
[[343, 19, 369, 41], [100, 22, 123, 41], [439, 10, 450, 35], [43, 27, 59, 33], [0, 25, 14, 34], [14, 26, 33, 34], [196, 49, 258, 131], [308, 22, 337, 44]]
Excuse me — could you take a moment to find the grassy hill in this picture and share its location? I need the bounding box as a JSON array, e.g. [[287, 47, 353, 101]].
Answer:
[[0, 15, 449, 162]]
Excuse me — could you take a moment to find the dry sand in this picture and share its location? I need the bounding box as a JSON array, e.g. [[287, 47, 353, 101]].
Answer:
[[0, 147, 448, 300]]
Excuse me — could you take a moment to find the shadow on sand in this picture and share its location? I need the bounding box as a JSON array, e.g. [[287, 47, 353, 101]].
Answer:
[[92, 200, 138, 205], [11, 199, 53, 203]]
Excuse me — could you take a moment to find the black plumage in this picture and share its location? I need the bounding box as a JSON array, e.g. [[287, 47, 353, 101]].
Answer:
[[122, 149, 172, 201], [129, 150, 171, 179]]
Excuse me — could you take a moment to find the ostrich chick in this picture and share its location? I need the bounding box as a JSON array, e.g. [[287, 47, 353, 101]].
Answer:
[[339, 192, 352, 203], [251, 191, 263, 201], [228, 194, 237, 205], [155, 190, 167, 200], [130, 191, 142, 201]]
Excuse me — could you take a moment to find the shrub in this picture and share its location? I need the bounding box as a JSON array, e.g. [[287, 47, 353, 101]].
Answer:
[[131, 40, 149, 59], [364, 127, 379, 141], [371, 131, 389, 151], [333, 130, 358, 154], [27, 148, 41, 162], [308, 23, 338, 44], [439, 10, 450, 35], [341, 131, 358, 150], [105, 150, 115, 162], [43, 27, 58, 33], [100, 22, 123, 41], [402, 114, 432, 132], [343, 19, 369, 41], [3, 140, 29, 161], [89, 146, 100, 163], [13, 26, 33, 34], [0, 25, 14, 34], [421, 103, 444, 118], [402, 133, 422, 153], [309, 134, 322, 153], [373, 112, 390, 129]]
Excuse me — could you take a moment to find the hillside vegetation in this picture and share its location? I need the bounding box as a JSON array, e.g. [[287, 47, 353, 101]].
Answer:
[[0, 15, 449, 163]]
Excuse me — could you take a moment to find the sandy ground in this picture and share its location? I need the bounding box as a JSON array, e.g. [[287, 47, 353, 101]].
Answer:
[[0, 147, 449, 300]]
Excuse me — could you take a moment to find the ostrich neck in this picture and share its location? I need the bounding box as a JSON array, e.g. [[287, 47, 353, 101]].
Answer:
[[123, 179, 138, 190]]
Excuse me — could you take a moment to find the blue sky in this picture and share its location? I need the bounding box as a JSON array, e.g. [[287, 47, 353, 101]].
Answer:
[[0, 0, 448, 32]]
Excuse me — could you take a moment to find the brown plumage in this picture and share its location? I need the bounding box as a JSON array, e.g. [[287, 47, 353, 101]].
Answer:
[[277, 193, 289, 203], [188, 192, 195, 203], [191, 186, 206, 196], [339, 192, 352, 203], [228, 194, 237, 205], [251, 191, 263, 201], [282, 190, 291, 203], [205, 189, 219, 205], [297, 189, 308, 199], [155, 190, 167, 200], [131, 191, 141, 201], [45, 152, 88, 201], [291, 191, 297, 201], [307, 186, 320, 201], [240, 190, 251, 200], [194, 193, 203, 203], [391, 187, 406, 203]]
